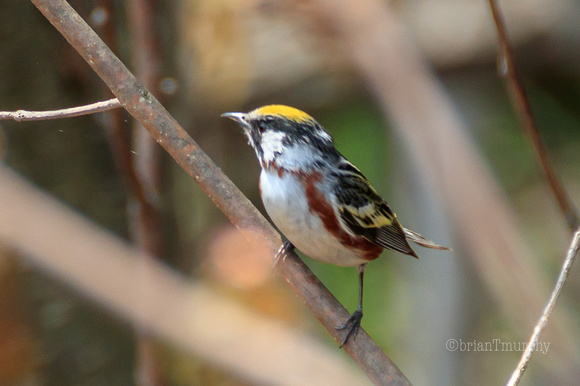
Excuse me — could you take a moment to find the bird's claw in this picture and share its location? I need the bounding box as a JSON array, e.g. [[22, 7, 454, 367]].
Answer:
[[336, 309, 363, 348], [273, 241, 294, 271]]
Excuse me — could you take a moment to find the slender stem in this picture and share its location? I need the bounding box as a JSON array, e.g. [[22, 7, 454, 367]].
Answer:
[[125, 0, 163, 254], [125, 0, 164, 384], [506, 229, 580, 386], [487, 0, 579, 231], [0, 98, 121, 121], [93, 0, 148, 220]]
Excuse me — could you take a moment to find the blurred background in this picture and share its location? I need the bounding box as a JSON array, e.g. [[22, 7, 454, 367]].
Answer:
[[1, 0, 579, 385]]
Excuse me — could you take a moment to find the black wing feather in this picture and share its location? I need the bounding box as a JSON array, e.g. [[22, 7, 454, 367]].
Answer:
[[333, 159, 417, 257]]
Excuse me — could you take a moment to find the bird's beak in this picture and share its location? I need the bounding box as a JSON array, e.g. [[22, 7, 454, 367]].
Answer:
[[221, 112, 249, 128]]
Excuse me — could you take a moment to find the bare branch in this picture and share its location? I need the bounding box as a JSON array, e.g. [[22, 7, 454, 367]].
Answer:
[[30, 0, 408, 383], [507, 228, 580, 386], [0, 98, 121, 121], [487, 0, 579, 231]]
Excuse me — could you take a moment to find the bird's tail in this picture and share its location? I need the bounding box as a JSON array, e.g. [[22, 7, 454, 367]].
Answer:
[[403, 228, 451, 251]]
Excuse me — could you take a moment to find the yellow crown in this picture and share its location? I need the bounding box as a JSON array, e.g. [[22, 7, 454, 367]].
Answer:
[[252, 105, 314, 123]]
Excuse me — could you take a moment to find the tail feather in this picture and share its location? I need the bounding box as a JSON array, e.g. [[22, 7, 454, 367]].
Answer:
[[403, 228, 451, 251]]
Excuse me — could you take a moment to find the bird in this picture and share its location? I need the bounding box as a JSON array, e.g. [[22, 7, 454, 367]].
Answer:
[[222, 105, 449, 347]]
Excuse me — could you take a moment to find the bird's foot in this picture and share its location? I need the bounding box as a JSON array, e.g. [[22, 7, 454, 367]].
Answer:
[[336, 309, 363, 348], [273, 241, 294, 271]]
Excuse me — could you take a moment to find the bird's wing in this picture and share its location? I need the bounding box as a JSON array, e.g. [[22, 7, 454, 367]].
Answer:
[[333, 160, 417, 257]]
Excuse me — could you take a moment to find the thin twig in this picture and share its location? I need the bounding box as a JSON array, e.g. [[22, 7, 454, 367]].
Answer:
[[487, 0, 579, 231], [30, 0, 409, 383], [125, 0, 163, 254], [93, 0, 144, 211], [0, 98, 121, 121], [506, 228, 580, 386], [125, 0, 164, 384]]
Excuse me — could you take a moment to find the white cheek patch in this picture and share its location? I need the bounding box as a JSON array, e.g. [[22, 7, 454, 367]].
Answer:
[[261, 130, 286, 162]]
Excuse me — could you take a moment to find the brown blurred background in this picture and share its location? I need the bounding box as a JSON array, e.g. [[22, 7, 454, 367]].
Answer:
[[1, 0, 579, 385]]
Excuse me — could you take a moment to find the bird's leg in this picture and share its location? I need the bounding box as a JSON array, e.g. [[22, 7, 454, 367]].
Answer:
[[336, 263, 367, 348], [273, 240, 295, 270]]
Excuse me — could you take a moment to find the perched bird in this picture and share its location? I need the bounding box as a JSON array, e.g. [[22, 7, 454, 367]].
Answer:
[[222, 105, 449, 347]]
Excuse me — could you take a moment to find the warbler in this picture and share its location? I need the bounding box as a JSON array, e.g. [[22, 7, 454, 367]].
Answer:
[[222, 105, 449, 347]]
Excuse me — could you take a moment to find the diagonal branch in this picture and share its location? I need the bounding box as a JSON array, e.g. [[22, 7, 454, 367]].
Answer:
[[0, 98, 121, 121], [487, 0, 579, 231], [30, 0, 409, 383], [506, 228, 580, 386]]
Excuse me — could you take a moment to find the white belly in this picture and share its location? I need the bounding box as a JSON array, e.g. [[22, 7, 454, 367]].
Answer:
[[259, 169, 367, 267]]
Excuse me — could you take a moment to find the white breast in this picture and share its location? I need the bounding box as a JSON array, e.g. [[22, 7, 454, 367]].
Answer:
[[259, 169, 368, 267]]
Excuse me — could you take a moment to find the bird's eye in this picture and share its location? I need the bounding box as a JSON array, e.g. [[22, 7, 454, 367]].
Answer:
[[258, 122, 268, 134]]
